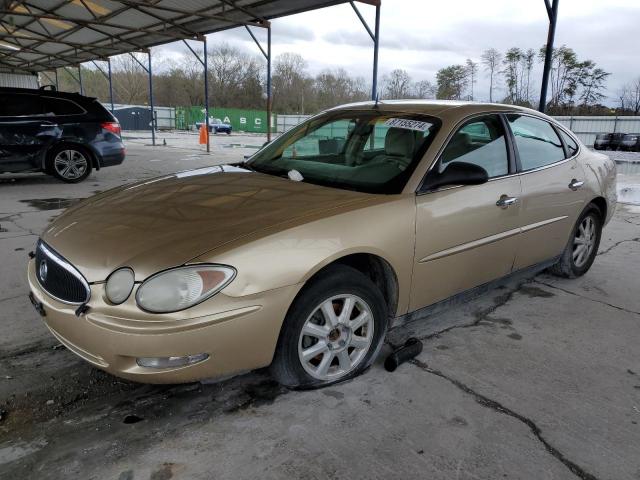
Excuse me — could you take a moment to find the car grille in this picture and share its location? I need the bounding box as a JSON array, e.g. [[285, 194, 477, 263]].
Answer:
[[35, 240, 90, 304]]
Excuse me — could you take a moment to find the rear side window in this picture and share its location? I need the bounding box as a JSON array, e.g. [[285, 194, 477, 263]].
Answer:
[[0, 93, 43, 117], [439, 115, 509, 178], [43, 97, 85, 116], [558, 129, 579, 157], [507, 114, 565, 170]]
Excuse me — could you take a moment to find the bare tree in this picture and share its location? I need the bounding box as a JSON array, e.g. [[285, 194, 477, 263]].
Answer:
[[619, 78, 640, 114], [111, 53, 149, 105], [382, 69, 412, 99], [465, 59, 478, 100], [481, 48, 501, 102], [413, 79, 436, 99]]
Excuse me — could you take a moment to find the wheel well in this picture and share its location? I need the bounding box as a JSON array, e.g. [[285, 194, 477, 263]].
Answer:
[[46, 142, 99, 171], [313, 253, 399, 319], [589, 197, 607, 220]]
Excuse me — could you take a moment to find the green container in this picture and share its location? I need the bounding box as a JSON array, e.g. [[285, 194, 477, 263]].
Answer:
[[176, 106, 275, 134]]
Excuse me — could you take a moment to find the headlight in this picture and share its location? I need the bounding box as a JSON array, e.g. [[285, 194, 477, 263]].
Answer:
[[135, 265, 236, 313], [105, 267, 135, 304]]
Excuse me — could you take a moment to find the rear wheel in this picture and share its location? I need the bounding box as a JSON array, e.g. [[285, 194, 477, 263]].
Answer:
[[48, 145, 92, 183], [270, 265, 388, 388], [550, 204, 602, 278]]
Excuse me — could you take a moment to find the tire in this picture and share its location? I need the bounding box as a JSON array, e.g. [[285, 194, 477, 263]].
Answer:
[[549, 204, 602, 278], [270, 264, 388, 389], [226, 130, 231, 135], [48, 145, 92, 183]]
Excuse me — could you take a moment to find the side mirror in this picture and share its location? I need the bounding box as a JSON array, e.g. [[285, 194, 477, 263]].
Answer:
[[421, 161, 488, 192]]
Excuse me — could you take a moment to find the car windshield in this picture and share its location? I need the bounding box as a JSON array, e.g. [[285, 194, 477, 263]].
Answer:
[[247, 110, 440, 194]]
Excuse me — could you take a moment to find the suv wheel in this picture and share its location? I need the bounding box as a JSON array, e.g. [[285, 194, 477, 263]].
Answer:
[[49, 146, 92, 183], [271, 265, 388, 389], [550, 204, 602, 278]]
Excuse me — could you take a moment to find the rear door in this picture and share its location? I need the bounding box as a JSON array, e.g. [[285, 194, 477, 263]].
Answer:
[[505, 114, 589, 270], [0, 92, 58, 172], [411, 114, 522, 310]]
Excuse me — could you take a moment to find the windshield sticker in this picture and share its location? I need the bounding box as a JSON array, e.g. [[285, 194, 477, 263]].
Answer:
[[384, 118, 431, 132]]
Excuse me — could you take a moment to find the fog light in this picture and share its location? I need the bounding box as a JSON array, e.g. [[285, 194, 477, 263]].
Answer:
[[136, 353, 209, 369]]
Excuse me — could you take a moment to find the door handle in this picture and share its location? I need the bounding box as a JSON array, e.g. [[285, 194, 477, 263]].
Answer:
[[496, 195, 519, 208], [568, 179, 584, 191]]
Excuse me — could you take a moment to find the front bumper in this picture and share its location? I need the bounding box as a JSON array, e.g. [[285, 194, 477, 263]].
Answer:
[[28, 259, 298, 384]]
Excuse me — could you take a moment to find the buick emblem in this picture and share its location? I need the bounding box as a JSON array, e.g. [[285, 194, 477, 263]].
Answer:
[[39, 259, 48, 282]]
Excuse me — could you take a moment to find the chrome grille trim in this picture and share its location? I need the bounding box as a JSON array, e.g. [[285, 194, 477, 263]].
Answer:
[[36, 240, 91, 305]]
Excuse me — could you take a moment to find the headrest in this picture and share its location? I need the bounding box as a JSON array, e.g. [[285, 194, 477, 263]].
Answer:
[[385, 128, 416, 158]]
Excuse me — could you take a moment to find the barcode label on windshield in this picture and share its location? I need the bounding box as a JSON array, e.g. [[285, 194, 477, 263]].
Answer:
[[384, 118, 431, 132]]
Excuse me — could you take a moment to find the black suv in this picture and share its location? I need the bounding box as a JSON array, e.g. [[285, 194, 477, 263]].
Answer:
[[0, 86, 125, 183]]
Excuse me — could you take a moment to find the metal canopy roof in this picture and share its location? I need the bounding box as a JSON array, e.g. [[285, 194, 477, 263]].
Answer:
[[0, 0, 364, 73]]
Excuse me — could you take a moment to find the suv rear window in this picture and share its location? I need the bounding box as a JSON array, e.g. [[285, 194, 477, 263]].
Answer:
[[43, 97, 85, 115]]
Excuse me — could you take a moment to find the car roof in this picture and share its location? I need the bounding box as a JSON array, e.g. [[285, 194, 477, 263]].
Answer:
[[0, 86, 93, 101], [326, 99, 554, 123]]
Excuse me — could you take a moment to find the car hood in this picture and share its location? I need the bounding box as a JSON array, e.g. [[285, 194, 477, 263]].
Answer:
[[42, 166, 368, 282]]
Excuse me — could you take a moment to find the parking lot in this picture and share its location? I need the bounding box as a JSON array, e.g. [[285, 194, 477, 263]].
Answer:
[[1, 136, 640, 480]]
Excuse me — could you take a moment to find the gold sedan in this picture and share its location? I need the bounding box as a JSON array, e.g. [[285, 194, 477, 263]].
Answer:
[[27, 101, 617, 388]]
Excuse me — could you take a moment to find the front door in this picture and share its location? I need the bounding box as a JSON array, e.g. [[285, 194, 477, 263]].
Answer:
[[411, 114, 521, 311]]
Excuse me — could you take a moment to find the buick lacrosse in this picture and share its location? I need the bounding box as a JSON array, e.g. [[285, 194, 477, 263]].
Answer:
[[28, 101, 616, 388]]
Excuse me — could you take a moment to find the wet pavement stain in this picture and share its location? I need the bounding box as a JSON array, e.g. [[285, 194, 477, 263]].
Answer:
[[435, 345, 450, 350], [520, 286, 555, 298], [508, 333, 523, 340], [19, 198, 84, 211], [448, 415, 469, 426], [150, 462, 179, 480]]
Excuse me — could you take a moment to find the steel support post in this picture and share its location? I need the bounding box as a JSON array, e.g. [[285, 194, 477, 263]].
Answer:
[[78, 64, 83, 95], [372, 3, 380, 100], [204, 36, 210, 153], [107, 58, 114, 113], [539, 0, 559, 113], [54, 68, 59, 90], [350, 1, 381, 100], [147, 50, 156, 146], [267, 24, 272, 142]]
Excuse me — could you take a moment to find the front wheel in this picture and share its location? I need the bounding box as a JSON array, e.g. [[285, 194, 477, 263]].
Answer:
[[48, 145, 92, 183], [550, 204, 602, 278], [270, 265, 388, 389]]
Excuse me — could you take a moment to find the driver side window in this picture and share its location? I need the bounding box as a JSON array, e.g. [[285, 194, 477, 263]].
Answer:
[[439, 115, 509, 178]]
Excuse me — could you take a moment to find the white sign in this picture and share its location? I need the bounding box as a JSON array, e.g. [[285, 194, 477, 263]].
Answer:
[[240, 117, 247, 124], [384, 118, 431, 132]]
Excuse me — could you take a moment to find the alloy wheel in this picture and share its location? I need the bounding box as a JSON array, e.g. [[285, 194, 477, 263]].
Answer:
[[573, 215, 596, 268], [297, 294, 374, 381], [54, 149, 88, 180]]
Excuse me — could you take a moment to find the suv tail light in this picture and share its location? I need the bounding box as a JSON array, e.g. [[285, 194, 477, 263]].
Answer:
[[101, 122, 121, 136]]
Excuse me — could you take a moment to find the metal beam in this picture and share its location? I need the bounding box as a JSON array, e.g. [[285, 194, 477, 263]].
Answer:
[[349, 1, 380, 100], [148, 49, 155, 146], [244, 22, 272, 141], [539, 0, 559, 112], [203, 36, 210, 153], [107, 58, 114, 113], [184, 38, 209, 152], [78, 64, 83, 95]]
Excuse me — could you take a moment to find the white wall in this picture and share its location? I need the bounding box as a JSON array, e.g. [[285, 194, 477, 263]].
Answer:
[[0, 72, 39, 89]]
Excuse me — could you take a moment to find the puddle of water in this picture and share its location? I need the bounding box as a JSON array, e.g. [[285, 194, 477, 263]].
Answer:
[[616, 161, 640, 175], [19, 198, 84, 211], [0, 439, 47, 464], [221, 144, 261, 150]]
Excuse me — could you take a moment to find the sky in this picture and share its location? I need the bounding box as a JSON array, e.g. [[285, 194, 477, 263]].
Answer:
[[154, 0, 640, 104]]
